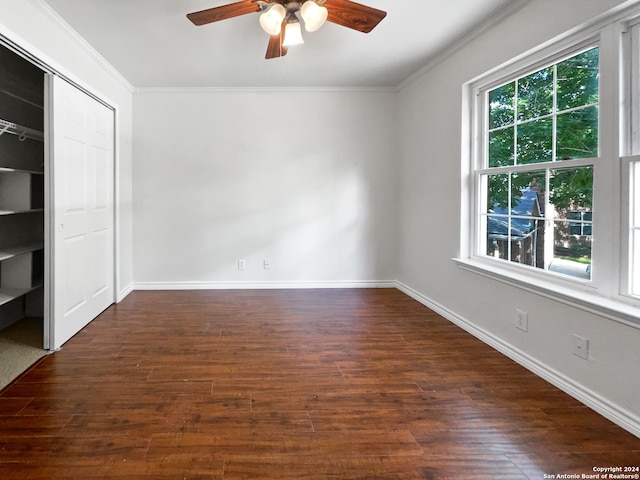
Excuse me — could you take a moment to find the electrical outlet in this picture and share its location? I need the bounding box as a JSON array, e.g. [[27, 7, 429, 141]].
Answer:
[[238, 259, 246, 270], [572, 334, 589, 360], [263, 258, 271, 270], [515, 309, 528, 332]]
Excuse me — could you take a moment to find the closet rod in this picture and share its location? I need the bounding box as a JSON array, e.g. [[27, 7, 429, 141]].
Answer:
[[0, 118, 44, 142]]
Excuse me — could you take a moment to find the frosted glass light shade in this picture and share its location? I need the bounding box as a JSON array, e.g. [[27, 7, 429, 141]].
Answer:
[[259, 4, 286, 35], [300, 1, 328, 32], [282, 21, 304, 46]]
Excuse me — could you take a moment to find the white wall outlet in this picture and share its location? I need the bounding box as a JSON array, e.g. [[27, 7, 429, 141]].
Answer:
[[263, 258, 271, 270], [572, 334, 589, 360], [238, 259, 246, 270], [515, 309, 528, 332]]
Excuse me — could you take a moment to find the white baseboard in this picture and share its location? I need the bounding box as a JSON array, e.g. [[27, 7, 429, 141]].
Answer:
[[116, 283, 134, 302], [395, 281, 640, 440], [133, 280, 397, 291]]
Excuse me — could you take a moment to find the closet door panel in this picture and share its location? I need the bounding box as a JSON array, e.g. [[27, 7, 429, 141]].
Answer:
[[62, 140, 86, 215], [92, 227, 110, 295], [93, 146, 110, 209], [63, 233, 87, 315], [50, 75, 114, 349]]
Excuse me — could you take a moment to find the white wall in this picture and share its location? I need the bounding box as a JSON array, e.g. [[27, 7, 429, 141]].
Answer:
[[397, 0, 640, 433], [133, 89, 398, 287], [0, 0, 134, 298]]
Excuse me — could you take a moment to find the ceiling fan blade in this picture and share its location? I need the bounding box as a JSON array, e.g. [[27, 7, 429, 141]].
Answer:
[[187, 0, 261, 26], [265, 19, 288, 59], [324, 0, 387, 33]]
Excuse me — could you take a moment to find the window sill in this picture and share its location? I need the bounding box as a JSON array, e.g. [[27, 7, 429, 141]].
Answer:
[[453, 257, 640, 329]]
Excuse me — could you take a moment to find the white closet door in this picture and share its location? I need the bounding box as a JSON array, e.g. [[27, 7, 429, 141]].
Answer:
[[50, 75, 114, 350]]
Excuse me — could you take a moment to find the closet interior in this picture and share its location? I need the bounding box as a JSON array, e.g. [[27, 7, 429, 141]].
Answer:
[[0, 43, 45, 342]]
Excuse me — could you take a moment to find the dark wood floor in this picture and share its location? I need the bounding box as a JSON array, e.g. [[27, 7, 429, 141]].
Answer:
[[0, 289, 638, 479]]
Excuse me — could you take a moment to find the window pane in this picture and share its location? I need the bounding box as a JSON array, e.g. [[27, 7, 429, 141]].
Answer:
[[489, 82, 515, 129], [517, 67, 553, 121], [486, 171, 545, 216], [516, 118, 553, 164], [512, 170, 545, 217], [557, 47, 599, 112], [551, 220, 592, 279], [548, 167, 593, 279], [486, 215, 510, 260], [632, 230, 640, 296], [549, 166, 593, 216], [485, 174, 512, 261], [485, 172, 546, 269], [634, 163, 640, 227], [486, 173, 509, 212], [485, 215, 544, 267], [489, 127, 514, 167], [511, 171, 545, 268], [631, 163, 640, 296], [556, 106, 599, 160]]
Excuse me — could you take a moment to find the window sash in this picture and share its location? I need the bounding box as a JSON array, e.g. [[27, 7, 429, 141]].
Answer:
[[474, 45, 600, 282]]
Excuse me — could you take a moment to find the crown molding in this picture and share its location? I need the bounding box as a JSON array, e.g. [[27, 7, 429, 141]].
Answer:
[[134, 85, 397, 94], [27, 0, 134, 93]]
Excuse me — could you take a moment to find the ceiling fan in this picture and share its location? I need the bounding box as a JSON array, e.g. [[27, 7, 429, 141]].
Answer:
[[187, 0, 387, 59]]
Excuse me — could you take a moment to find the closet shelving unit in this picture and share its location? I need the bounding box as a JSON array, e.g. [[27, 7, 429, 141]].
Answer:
[[0, 121, 44, 217], [0, 45, 45, 328]]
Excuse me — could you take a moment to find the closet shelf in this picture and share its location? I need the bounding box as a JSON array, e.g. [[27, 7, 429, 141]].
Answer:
[[0, 118, 44, 143], [0, 242, 44, 262], [0, 284, 43, 307], [0, 88, 44, 111], [0, 166, 44, 175], [0, 208, 44, 216]]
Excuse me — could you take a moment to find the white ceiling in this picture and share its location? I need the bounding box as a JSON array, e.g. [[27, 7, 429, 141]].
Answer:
[[41, 0, 519, 89]]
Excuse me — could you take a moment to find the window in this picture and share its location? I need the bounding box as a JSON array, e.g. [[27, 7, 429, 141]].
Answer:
[[625, 20, 640, 299], [568, 211, 592, 237], [630, 161, 640, 296], [461, 5, 640, 320], [480, 47, 598, 281]]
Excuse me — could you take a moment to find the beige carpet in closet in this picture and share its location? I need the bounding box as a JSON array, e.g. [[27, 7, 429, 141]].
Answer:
[[0, 317, 45, 390]]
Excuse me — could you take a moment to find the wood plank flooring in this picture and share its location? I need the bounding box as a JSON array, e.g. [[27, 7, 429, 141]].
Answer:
[[1, 289, 639, 479]]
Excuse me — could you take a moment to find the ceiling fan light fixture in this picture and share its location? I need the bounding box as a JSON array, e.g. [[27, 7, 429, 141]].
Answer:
[[282, 15, 304, 46], [259, 3, 286, 35], [300, 1, 328, 32], [187, 0, 387, 60]]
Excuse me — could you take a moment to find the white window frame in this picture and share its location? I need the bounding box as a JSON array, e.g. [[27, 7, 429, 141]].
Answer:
[[623, 157, 640, 296], [478, 43, 599, 275], [457, 6, 640, 328], [621, 16, 640, 301]]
